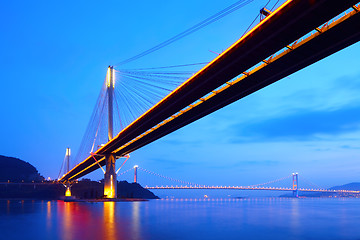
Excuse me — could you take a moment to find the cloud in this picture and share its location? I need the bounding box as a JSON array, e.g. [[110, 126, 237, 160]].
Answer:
[[146, 157, 194, 167], [230, 159, 279, 167], [231, 105, 360, 142], [332, 73, 360, 93], [340, 145, 360, 150]]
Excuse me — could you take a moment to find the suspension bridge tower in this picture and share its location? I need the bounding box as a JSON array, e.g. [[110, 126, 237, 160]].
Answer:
[[134, 165, 138, 183], [292, 173, 299, 198], [103, 66, 117, 198]]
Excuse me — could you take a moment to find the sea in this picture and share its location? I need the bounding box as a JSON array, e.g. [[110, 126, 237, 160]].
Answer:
[[1, 198, 360, 240]]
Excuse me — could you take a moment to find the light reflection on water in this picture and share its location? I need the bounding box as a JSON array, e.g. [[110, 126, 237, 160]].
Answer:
[[132, 202, 141, 240], [103, 202, 117, 240], [1, 198, 360, 240]]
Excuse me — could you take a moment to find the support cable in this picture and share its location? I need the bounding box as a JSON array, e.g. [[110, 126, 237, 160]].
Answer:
[[90, 153, 106, 174], [57, 154, 67, 180], [138, 167, 201, 186], [301, 176, 326, 190], [119, 62, 209, 71], [248, 174, 292, 188], [116, 155, 131, 174], [118, 167, 133, 176], [115, 0, 255, 66]]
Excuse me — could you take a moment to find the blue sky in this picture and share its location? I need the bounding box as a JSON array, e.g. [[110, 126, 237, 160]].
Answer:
[[1, 0, 360, 191]]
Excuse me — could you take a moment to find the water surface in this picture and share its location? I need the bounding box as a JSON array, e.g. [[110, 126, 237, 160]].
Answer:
[[1, 198, 360, 240]]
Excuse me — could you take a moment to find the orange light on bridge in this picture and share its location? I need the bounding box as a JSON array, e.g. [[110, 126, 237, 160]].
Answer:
[[65, 186, 71, 197], [104, 174, 116, 198]]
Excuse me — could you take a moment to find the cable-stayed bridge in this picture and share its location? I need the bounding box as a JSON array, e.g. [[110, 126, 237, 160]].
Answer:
[[59, 0, 360, 198]]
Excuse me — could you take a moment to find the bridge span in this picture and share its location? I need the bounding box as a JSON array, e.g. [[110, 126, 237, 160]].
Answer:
[[145, 186, 360, 194], [117, 167, 360, 197], [59, 0, 360, 198]]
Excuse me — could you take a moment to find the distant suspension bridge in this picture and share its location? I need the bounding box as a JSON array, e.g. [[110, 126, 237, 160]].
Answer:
[[118, 166, 360, 197]]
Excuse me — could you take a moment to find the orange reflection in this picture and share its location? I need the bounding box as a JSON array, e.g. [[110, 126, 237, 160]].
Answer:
[[46, 201, 52, 229], [57, 201, 96, 239], [55, 201, 138, 239], [103, 202, 117, 240], [63, 202, 73, 240]]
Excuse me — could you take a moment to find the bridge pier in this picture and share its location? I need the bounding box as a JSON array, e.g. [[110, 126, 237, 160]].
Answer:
[[104, 154, 117, 198], [65, 182, 72, 197]]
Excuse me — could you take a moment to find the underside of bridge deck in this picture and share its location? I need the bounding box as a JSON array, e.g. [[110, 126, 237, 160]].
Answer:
[[60, 0, 360, 182]]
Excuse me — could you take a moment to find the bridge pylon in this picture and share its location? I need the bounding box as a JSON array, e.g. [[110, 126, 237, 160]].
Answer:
[[103, 66, 117, 198], [64, 148, 72, 197], [292, 173, 299, 198]]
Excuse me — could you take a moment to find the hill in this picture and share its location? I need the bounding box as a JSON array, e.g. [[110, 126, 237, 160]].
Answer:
[[0, 155, 44, 182], [330, 182, 360, 191], [0, 155, 159, 199], [279, 182, 360, 198]]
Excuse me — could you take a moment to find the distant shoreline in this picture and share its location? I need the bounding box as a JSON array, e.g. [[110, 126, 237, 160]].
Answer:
[[0, 180, 159, 200]]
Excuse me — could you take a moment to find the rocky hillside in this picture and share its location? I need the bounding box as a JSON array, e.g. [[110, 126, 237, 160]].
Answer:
[[0, 155, 44, 182]]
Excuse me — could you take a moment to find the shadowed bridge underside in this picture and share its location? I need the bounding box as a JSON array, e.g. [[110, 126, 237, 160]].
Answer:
[[60, 0, 360, 182]]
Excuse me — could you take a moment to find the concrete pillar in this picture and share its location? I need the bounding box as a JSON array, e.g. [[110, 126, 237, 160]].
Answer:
[[104, 154, 117, 198]]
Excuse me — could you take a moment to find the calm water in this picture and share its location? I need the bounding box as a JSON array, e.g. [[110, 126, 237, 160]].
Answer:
[[1, 198, 360, 240]]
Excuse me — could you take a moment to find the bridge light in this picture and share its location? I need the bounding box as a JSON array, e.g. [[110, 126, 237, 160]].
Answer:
[[65, 186, 71, 197], [106, 67, 111, 87], [112, 68, 115, 88], [106, 66, 115, 89], [66, 148, 71, 156]]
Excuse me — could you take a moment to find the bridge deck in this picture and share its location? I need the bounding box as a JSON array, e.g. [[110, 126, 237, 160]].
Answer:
[[145, 186, 360, 194], [60, 0, 360, 182]]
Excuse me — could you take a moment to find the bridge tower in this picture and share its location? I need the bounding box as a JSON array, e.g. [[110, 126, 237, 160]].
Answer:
[[65, 148, 72, 197], [292, 173, 299, 198], [103, 66, 117, 198], [134, 165, 138, 183]]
